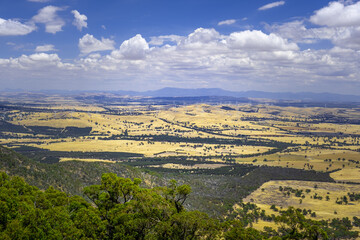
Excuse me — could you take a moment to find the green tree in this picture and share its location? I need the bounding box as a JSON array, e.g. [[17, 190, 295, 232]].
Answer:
[[276, 207, 328, 240], [163, 179, 192, 213]]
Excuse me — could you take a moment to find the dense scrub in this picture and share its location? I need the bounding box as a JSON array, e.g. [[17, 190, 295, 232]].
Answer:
[[0, 145, 336, 218], [0, 172, 359, 239], [0, 145, 152, 196]]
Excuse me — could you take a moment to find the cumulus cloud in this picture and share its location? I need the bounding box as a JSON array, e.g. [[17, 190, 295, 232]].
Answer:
[[184, 28, 221, 45], [113, 34, 149, 60], [268, 20, 337, 43], [308, 1, 360, 50], [226, 30, 298, 51], [71, 10, 87, 31], [24, 53, 60, 62], [1, 26, 360, 93], [35, 44, 57, 52], [310, 1, 360, 27], [332, 26, 360, 49], [0, 18, 36, 36], [78, 34, 115, 54], [258, 1, 285, 11], [0, 53, 62, 70], [149, 35, 183, 46], [218, 19, 236, 26], [266, 2, 360, 50], [32, 5, 66, 34]]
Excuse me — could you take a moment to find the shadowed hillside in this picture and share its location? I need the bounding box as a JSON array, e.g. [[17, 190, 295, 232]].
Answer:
[[0, 145, 159, 195], [0, 144, 337, 217]]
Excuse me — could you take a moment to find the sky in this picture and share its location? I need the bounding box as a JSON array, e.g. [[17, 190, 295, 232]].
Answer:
[[1, 0, 360, 94]]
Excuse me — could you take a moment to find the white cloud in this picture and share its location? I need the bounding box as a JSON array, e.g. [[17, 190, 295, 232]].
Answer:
[[332, 26, 360, 49], [268, 2, 360, 51], [149, 35, 183, 46], [35, 44, 57, 52], [71, 10, 87, 31], [25, 53, 60, 62], [184, 28, 221, 44], [268, 20, 337, 43], [32, 5, 66, 34], [114, 34, 149, 60], [1, 27, 360, 94], [78, 34, 115, 54], [0, 18, 36, 36], [308, 1, 360, 50], [310, 1, 360, 27], [0, 53, 63, 70], [226, 30, 298, 51], [258, 1, 285, 11], [218, 19, 236, 26]]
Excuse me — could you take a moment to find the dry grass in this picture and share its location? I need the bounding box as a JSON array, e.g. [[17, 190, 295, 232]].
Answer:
[[59, 158, 115, 163], [243, 180, 360, 220], [331, 168, 360, 183], [150, 163, 228, 170], [2, 103, 359, 163], [30, 139, 271, 157]]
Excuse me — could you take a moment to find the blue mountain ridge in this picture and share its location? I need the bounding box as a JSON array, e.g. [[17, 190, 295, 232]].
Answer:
[[112, 88, 360, 102]]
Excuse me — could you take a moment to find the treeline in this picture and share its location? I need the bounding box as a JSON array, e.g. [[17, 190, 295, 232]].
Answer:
[[0, 145, 336, 219], [98, 133, 288, 147], [12, 145, 143, 164], [0, 120, 92, 138], [1, 172, 359, 239]]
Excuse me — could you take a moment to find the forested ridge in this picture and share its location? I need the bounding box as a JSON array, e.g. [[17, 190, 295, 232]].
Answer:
[[0, 172, 359, 239], [1, 145, 359, 239], [0, 144, 337, 218]]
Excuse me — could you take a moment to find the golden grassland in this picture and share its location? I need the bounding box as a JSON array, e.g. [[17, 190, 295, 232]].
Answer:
[[235, 148, 360, 173], [1, 100, 360, 228], [244, 180, 360, 233], [1, 103, 359, 163], [6, 104, 360, 137], [330, 168, 360, 183], [243, 180, 360, 221], [59, 158, 115, 163], [150, 163, 228, 170], [25, 139, 271, 157]]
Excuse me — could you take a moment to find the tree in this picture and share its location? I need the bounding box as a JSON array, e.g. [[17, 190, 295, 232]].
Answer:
[[223, 220, 264, 240], [3, 172, 356, 240], [276, 207, 328, 240], [163, 179, 192, 213]]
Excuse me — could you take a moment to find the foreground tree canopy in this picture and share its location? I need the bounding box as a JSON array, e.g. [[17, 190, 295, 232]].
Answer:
[[0, 172, 358, 239]]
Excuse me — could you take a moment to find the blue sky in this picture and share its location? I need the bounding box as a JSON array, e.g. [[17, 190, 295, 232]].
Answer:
[[1, 0, 360, 94]]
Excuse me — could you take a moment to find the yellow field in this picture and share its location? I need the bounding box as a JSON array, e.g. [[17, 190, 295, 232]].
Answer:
[[28, 139, 271, 157], [1, 102, 359, 169], [331, 168, 360, 183], [243, 180, 360, 220], [59, 158, 115, 163], [150, 163, 228, 169], [1, 98, 360, 234]]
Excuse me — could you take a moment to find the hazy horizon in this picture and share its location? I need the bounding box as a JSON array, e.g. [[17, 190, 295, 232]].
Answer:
[[1, 86, 360, 95]]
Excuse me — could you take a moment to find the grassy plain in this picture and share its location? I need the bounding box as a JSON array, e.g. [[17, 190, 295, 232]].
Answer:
[[1, 100, 359, 169], [59, 157, 114, 163], [1, 94, 359, 222], [243, 180, 360, 231], [330, 168, 360, 183]]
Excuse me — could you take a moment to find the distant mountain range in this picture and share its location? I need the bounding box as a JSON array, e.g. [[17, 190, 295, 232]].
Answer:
[[3, 87, 360, 102], [111, 88, 360, 102]]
